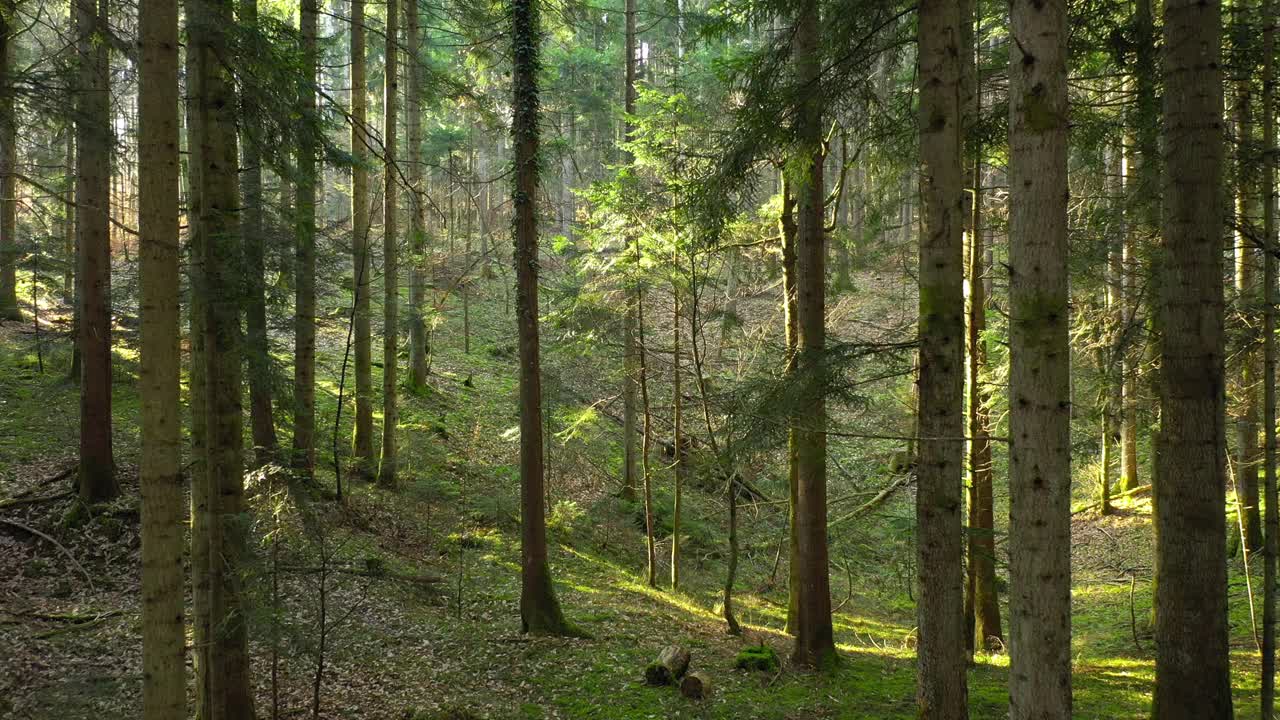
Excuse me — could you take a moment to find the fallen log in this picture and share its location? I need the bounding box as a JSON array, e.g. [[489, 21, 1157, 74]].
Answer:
[[679, 671, 712, 700], [644, 645, 691, 686]]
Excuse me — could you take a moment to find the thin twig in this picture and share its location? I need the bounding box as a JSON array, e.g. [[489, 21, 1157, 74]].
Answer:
[[0, 516, 95, 591]]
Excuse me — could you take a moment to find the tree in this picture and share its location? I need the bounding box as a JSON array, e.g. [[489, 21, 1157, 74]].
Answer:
[[351, 0, 375, 479], [789, 0, 836, 669], [620, 0, 638, 502], [190, 0, 253, 709], [1261, 0, 1277, 711], [1152, 0, 1233, 715], [915, 0, 967, 713], [241, 0, 278, 465], [407, 0, 427, 387], [379, 0, 400, 486], [0, 0, 19, 322], [512, 0, 571, 636], [138, 0, 185, 712], [1007, 0, 1071, 716], [294, 0, 318, 474], [75, 0, 116, 502]]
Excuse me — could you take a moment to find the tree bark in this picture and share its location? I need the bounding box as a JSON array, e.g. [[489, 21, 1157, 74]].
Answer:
[[293, 0, 319, 474], [241, 0, 278, 466], [915, 1, 968, 714], [780, 173, 801, 637], [138, 0, 185, 713], [1261, 1, 1276, 712], [350, 0, 375, 479], [512, 0, 571, 636], [671, 286, 683, 590], [789, 0, 835, 670], [1153, 0, 1233, 716], [620, 0, 638, 503], [379, 0, 400, 486], [1007, 0, 1072, 716], [75, 0, 116, 502], [0, 0, 18, 322], [407, 0, 428, 387]]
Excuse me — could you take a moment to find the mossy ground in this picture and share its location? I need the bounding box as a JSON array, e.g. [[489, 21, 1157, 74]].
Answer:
[[0, 279, 1268, 719]]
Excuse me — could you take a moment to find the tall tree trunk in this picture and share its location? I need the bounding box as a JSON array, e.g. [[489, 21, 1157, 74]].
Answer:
[[1120, 104, 1140, 491], [190, 0, 253, 710], [780, 173, 801, 636], [638, 286, 656, 588], [293, 0, 319, 474], [1233, 4, 1263, 549], [407, 0, 428, 387], [350, 0, 375, 479], [1007, 0, 1071, 716], [62, 131, 74, 299], [790, 0, 835, 669], [1260, 0, 1276, 712], [671, 285, 683, 590], [916, 0, 967, 713], [379, 0, 400, 486], [965, 18, 1002, 655], [620, 0, 638, 502], [0, 0, 18, 322], [1153, 0, 1233, 715], [138, 0, 185, 713], [241, 0, 277, 465], [512, 0, 571, 636], [75, 0, 116, 502]]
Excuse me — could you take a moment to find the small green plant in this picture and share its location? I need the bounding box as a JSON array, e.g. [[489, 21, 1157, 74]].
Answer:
[[547, 499, 585, 537], [735, 644, 779, 673]]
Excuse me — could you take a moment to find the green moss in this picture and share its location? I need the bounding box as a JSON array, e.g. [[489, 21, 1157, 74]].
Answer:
[[735, 644, 779, 673]]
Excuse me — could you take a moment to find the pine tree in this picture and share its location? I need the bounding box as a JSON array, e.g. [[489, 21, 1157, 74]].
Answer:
[[351, 0, 375, 479], [379, 0, 400, 486]]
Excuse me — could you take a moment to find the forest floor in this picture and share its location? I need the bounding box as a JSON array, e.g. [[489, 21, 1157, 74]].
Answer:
[[0, 292, 1268, 720]]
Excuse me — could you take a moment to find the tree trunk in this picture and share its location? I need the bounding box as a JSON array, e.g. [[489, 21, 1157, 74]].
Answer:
[[620, 0, 638, 503], [671, 285, 683, 590], [1153, 0, 1233, 716], [1007, 0, 1072, 716], [379, 0, 400, 486], [293, 0, 319, 474], [350, 0, 375, 479], [679, 672, 712, 701], [644, 645, 691, 685], [0, 1, 18, 322], [789, 0, 835, 670], [780, 173, 800, 636], [915, 0, 968, 714], [241, 0, 277, 466], [512, 0, 571, 636], [1261, 1, 1276, 712], [75, 0, 116, 502], [1233, 6, 1263, 549], [638, 283, 656, 588], [190, 0, 253, 710], [408, 0, 427, 386], [138, 0, 185, 714]]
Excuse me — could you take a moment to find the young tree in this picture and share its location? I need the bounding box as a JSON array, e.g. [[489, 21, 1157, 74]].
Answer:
[[512, 0, 571, 636], [190, 0, 253, 709], [241, 0, 278, 464], [138, 0, 185, 713], [379, 0, 400, 486], [75, 0, 116, 501], [294, 0, 319, 474], [789, 0, 836, 669], [1152, 0, 1233, 716], [351, 0, 375, 479], [0, 0, 18, 322], [1007, 0, 1071, 716], [915, 0, 967, 713]]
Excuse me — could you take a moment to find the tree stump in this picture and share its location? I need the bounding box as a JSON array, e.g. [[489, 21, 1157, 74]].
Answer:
[[643, 645, 691, 686], [680, 671, 712, 700]]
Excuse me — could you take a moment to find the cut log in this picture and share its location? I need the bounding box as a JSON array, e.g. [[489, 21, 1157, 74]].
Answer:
[[644, 645, 691, 686], [679, 671, 712, 700]]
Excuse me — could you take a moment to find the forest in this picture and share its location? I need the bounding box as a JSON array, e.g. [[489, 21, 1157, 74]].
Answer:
[[0, 0, 1275, 716]]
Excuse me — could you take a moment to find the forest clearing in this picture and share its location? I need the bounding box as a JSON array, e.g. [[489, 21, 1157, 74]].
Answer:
[[0, 0, 1276, 717]]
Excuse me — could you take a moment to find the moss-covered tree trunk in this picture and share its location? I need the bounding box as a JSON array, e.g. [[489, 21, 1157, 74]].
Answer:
[[1153, 0, 1233, 716], [138, 0, 185, 713], [0, 0, 18, 322], [512, 0, 571, 636], [1007, 0, 1071, 716], [915, 0, 968, 714]]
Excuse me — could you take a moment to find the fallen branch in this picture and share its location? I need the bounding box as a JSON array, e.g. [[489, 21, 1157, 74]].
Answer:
[[34, 611, 121, 639], [0, 516, 95, 591], [0, 490, 73, 510], [829, 474, 912, 529], [1071, 484, 1152, 515]]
